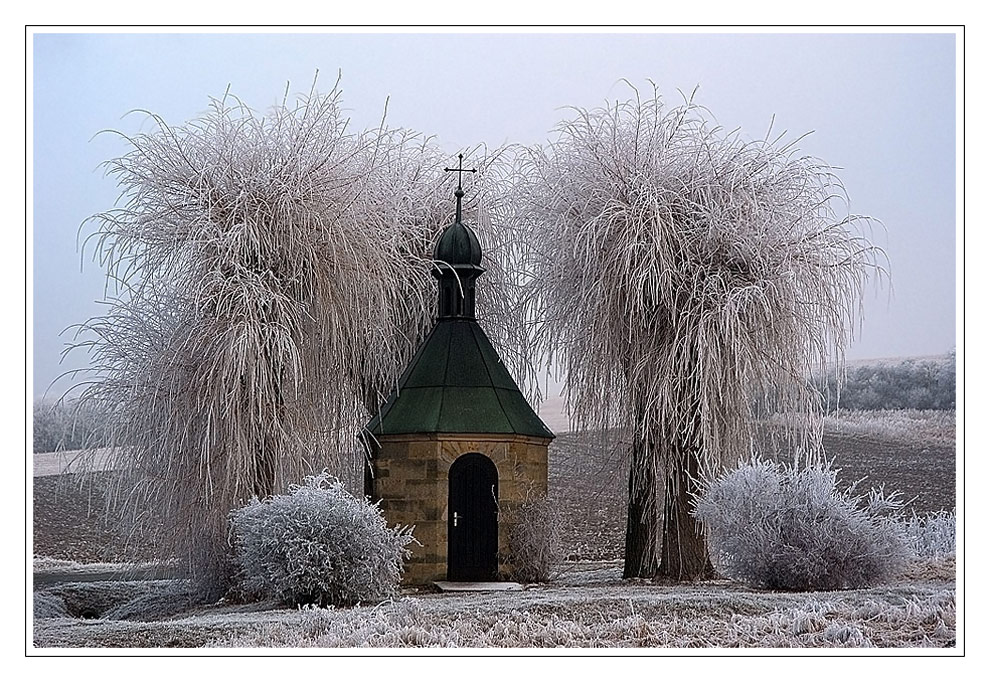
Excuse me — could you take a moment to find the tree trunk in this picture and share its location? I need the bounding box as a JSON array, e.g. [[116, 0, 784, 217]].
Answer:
[[657, 443, 714, 581], [622, 372, 714, 581], [623, 434, 661, 578], [251, 412, 280, 500]]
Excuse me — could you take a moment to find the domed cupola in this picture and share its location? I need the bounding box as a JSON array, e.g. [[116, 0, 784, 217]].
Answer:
[[433, 220, 482, 266], [432, 154, 485, 319]]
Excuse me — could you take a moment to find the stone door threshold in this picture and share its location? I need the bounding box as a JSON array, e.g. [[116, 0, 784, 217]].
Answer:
[[433, 581, 524, 592]]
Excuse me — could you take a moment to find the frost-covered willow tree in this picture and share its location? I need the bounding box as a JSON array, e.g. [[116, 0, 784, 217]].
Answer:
[[511, 85, 885, 580], [74, 78, 526, 597]]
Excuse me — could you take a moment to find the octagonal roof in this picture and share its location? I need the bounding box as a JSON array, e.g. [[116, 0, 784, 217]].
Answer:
[[364, 319, 554, 439]]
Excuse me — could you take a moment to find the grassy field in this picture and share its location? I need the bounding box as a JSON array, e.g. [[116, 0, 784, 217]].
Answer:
[[31, 410, 957, 649]]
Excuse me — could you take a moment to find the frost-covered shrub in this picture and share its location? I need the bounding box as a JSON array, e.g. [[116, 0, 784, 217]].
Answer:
[[230, 472, 416, 606], [503, 493, 563, 583], [693, 458, 910, 591], [903, 510, 956, 559]]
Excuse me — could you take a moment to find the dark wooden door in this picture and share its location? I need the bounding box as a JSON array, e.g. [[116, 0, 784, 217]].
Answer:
[[447, 453, 499, 581]]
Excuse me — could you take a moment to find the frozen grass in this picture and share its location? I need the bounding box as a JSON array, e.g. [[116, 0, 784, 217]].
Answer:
[[766, 410, 955, 448], [215, 588, 955, 649], [34, 579, 197, 622], [33, 560, 955, 648], [34, 557, 90, 571], [33, 557, 174, 575], [903, 511, 956, 559], [34, 592, 70, 619], [822, 410, 956, 448], [900, 557, 955, 583]]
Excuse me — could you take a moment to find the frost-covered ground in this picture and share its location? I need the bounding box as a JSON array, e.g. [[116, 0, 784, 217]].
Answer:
[[822, 409, 956, 448], [33, 559, 955, 649], [33, 447, 119, 477], [767, 409, 956, 449]]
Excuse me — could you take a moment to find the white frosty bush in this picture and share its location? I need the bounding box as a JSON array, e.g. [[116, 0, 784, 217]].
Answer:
[[693, 458, 910, 591], [503, 494, 563, 583], [230, 472, 415, 606], [903, 510, 956, 559]]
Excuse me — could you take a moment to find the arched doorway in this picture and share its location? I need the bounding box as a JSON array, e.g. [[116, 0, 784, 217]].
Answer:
[[447, 452, 499, 581]]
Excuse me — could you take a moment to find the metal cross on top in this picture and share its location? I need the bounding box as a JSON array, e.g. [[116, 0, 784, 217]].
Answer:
[[444, 153, 477, 224], [444, 153, 477, 190]]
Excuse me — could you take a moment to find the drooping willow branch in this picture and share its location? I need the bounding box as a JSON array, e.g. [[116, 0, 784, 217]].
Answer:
[[70, 78, 529, 594], [508, 82, 887, 545]]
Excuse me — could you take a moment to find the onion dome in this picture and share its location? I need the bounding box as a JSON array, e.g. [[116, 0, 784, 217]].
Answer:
[[433, 154, 483, 266], [434, 218, 483, 266], [430, 154, 485, 319]]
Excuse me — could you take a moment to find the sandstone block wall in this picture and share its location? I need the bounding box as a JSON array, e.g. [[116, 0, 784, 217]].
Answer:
[[371, 433, 550, 584]]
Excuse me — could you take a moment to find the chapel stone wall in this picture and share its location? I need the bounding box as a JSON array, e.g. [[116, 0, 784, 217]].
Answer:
[[372, 433, 550, 584]]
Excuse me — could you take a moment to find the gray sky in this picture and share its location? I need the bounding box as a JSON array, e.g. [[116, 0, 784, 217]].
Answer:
[[30, 30, 958, 400]]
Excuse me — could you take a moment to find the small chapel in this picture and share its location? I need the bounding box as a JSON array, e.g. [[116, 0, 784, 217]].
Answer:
[[363, 157, 555, 585]]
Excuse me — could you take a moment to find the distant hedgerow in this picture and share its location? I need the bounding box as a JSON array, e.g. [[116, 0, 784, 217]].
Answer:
[[230, 472, 416, 607], [693, 458, 911, 591], [33, 399, 108, 453], [812, 353, 955, 412]]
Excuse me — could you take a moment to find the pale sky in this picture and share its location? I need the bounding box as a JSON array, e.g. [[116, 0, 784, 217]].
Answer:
[[30, 30, 959, 400]]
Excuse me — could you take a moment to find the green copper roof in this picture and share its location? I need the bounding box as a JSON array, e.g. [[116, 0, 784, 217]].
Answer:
[[365, 319, 554, 439], [434, 221, 483, 266]]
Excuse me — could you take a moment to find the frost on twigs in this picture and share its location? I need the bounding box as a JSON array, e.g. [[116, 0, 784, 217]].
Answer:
[[69, 75, 527, 598], [693, 458, 911, 591], [502, 492, 563, 583], [509, 81, 886, 577], [230, 471, 416, 607], [903, 510, 956, 560]]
